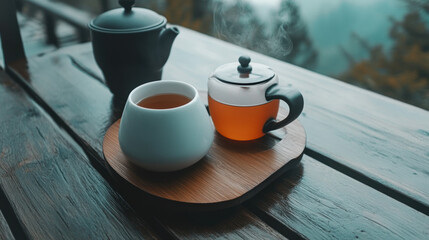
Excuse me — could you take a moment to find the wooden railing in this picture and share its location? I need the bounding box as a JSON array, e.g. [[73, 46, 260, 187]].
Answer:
[[20, 0, 96, 46]]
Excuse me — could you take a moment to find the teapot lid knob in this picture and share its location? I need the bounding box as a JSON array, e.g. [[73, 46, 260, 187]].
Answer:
[[237, 55, 252, 74], [119, 0, 135, 12]]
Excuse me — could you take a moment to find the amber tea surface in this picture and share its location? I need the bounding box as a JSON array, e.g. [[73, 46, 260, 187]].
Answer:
[[137, 94, 191, 109]]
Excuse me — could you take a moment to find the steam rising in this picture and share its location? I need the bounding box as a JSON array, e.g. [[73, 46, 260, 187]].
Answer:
[[212, 0, 293, 58]]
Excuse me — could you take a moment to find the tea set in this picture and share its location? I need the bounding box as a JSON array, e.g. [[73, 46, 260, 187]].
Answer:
[[94, 0, 304, 173]]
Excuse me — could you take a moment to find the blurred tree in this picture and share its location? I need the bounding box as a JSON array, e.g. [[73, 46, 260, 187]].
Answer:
[[159, 0, 213, 35], [340, 0, 429, 110], [274, 0, 318, 68], [141, 0, 317, 69], [212, 0, 318, 69], [137, 0, 213, 35], [212, 0, 265, 48]]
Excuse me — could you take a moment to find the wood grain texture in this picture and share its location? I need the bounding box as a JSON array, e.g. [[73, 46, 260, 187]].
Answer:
[[103, 116, 304, 209], [0, 71, 159, 239], [62, 26, 429, 212], [0, 210, 14, 240], [249, 156, 429, 240], [7, 49, 291, 237], [164, 28, 429, 212], [158, 206, 287, 239], [6, 33, 429, 238], [65, 32, 429, 212]]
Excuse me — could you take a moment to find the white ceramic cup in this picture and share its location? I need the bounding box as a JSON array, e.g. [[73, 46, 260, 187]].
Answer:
[[118, 80, 215, 172]]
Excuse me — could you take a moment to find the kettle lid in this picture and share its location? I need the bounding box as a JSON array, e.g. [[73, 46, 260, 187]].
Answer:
[[89, 0, 166, 33], [213, 56, 275, 85]]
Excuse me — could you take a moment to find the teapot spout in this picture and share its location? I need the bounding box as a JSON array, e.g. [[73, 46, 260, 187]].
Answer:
[[156, 26, 179, 69]]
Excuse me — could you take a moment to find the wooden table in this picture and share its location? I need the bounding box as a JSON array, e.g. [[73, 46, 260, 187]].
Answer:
[[1, 26, 428, 239]]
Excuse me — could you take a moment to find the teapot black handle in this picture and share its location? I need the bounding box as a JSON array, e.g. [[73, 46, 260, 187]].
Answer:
[[263, 84, 304, 133]]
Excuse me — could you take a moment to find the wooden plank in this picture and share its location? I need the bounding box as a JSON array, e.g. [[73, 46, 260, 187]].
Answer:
[[170, 28, 429, 213], [249, 156, 429, 239], [158, 207, 287, 239], [0, 71, 159, 238], [0, 210, 14, 240], [7, 54, 290, 238], [7, 37, 429, 238], [66, 27, 429, 212], [172, 28, 429, 213]]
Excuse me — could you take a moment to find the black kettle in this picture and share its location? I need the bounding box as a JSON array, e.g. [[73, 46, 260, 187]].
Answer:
[[89, 0, 179, 99]]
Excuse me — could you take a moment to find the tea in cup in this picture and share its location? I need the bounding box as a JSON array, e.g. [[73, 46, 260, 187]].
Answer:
[[208, 56, 304, 141], [118, 80, 214, 172]]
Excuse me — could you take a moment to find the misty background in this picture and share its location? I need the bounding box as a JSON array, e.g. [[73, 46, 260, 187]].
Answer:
[[49, 0, 429, 109]]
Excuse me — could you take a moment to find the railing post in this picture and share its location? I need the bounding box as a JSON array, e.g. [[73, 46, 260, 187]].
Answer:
[[78, 29, 90, 43], [100, 0, 109, 11], [44, 12, 59, 47], [0, 0, 26, 66]]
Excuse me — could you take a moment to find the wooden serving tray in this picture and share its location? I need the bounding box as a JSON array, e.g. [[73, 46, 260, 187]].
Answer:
[[103, 108, 306, 211]]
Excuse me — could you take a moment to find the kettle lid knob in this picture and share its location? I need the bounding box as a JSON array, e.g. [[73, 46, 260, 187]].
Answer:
[[119, 0, 135, 12], [237, 56, 252, 74]]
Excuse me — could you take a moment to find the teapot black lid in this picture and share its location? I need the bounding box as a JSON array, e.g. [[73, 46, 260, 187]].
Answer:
[[213, 56, 275, 85], [89, 0, 166, 33]]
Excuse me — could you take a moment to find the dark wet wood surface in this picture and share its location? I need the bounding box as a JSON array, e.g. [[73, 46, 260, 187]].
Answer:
[[56, 29, 429, 213], [1, 26, 429, 239], [0, 69, 160, 239], [168, 28, 429, 213], [0, 210, 14, 240]]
